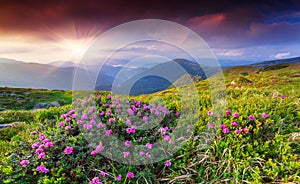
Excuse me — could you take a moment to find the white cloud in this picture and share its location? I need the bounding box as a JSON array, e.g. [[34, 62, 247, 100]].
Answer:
[[271, 52, 290, 59], [217, 50, 243, 57]]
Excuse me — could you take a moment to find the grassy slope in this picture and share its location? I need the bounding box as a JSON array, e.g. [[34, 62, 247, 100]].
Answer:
[[0, 63, 299, 183]]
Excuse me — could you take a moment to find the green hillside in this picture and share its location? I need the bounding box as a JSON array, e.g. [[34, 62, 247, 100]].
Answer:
[[0, 63, 300, 183]]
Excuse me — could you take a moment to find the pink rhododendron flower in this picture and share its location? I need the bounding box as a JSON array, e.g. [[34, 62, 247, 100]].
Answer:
[[64, 146, 73, 154], [146, 143, 152, 149], [142, 116, 148, 122], [155, 111, 160, 116], [226, 109, 231, 115], [36, 165, 49, 173], [43, 139, 50, 143], [71, 114, 78, 119], [165, 160, 172, 167], [125, 119, 131, 125], [163, 135, 170, 141], [127, 172, 134, 179], [175, 112, 180, 117], [89, 177, 102, 184], [235, 129, 241, 134], [81, 114, 88, 120], [20, 160, 29, 166], [248, 115, 255, 121], [90, 119, 96, 124], [35, 148, 44, 154], [139, 151, 145, 155], [145, 152, 151, 158], [233, 113, 240, 118], [125, 140, 131, 147], [109, 118, 115, 123], [19, 141, 24, 145], [123, 151, 130, 158], [30, 131, 36, 135], [231, 121, 238, 126], [69, 109, 76, 114], [139, 137, 143, 142], [65, 126, 71, 130], [207, 111, 213, 116], [207, 123, 214, 129], [261, 113, 270, 118], [106, 110, 111, 116], [45, 142, 53, 147], [58, 122, 65, 127], [39, 133, 46, 141], [77, 120, 83, 124], [65, 117, 71, 122], [243, 127, 249, 133], [100, 171, 107, 178], [31, 142, 40, 149], [97, 123, 105, 129], [91, 150, 97, 156], [169, 140, 174, 145], [222, 128, 230, 134], [83, 123, 93, 130], [38, 152, 46, 159], [96, 145, 104, 152], [127, 108, 134, 116], [220, 124, 226, 129], [99, 111, 105, 116], [116, 174, 122, 181], [105, 129, 113, 136]]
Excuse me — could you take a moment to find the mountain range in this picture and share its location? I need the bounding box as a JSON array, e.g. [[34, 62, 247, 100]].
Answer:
[[0, 56, 299, 95]]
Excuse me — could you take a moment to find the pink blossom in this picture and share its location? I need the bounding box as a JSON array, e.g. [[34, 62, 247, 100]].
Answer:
[[155, 111, 160, 116], [31, 142, 40, 149], [145, 152, 151, 158], [91, 150, 97, 156], [235, 129, 241, 134], [107, 95, 112, 99], [43, 139, 50, 143], [139, 151, 145, 155], [137, 111, 142, 116], [81, 114, 88, 120], [65, 126, 71, 130], [83, 123, 93, 130], [165, 160, 172, 167], [231, 121, 238, 126], [175, 112, 180, 117], [39, 133, 46, 141], [127, 172, 134, 179], [19, 141, 24, 145], [207, 111, 213, 116], [96, 144, 104, 152], [163, 135, 170, 141], [233, 113, 240, 118], [100, 171, 107, 178], [64, 146, 73, 154], [248, 115, 255, 121], [20, 160, 29, 166], [99, 111, 105, 116], [139, 137, 143, 142], [226, 109, 231, 115], [69, 109, 76, 114], [125, 120, 131, 125], [30, 131, 36, 135], [35, 148, 44, 154], [105, 129, 113, 136], [36, 165, 49, 173], [222, 128, 230, 134], [97, 123, 105, 129], [125, 140, 131, 147], [38, 152, 46, 159], [142, 116, 148, 122], [146, 143, 152, 149], [89, 177, 102, 184], [65, 117, 71, 122], [58, 122, 65, 127], [261, 113, 270, 118], [127, 108, 134, 116], [123, 151, 130, 158], [106, 110, 111, 116], [45, 142, 53, 147], [77, 120, 83, 124], [242, 127, 249, 133], [207, 123, 214, 129], [220, 124, 226, 129], [109, 118, 115, 123], [90, 119, 96, 124], [71, 114, 78, 119], [169, 140, 174, 145], [116, 174, 122, 181]]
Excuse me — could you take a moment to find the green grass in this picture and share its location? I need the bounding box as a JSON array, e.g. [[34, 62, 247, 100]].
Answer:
[[0, 63, 299, 183], [0, 87, 72, 110]]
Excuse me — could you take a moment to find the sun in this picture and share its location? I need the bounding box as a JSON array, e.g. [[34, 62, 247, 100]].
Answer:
[[71, 46, 86, 56]]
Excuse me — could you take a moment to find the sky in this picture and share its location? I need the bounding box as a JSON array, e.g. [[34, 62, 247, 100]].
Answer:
[[0, 0, 300, 65]]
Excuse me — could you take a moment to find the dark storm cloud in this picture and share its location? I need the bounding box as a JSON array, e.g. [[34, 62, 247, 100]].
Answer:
[[0, 0, 300, 56]]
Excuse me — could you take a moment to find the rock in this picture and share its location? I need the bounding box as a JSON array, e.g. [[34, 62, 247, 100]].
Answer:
[[33, 103, 48, 110], [10, 93, 16, 97], [24, 92, 31, 95], [16, 97, 23, 101], [50, 101, 60, 107], [0, 122, 25, 130]]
